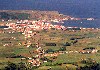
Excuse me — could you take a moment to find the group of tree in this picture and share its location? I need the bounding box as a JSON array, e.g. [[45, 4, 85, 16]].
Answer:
[[0, 12, 30, 20], [77, 63, 100, 70], [2, 62, 27, 70], [45, 46, 66, 53], [77, 58, 100, 70]]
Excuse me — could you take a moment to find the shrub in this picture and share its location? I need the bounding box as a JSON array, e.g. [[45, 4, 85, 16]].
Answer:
[[58, 47, 66, 51], [64, 42, 71, 46], [3, 62, 18, 70], [45, 49, 55, 53]]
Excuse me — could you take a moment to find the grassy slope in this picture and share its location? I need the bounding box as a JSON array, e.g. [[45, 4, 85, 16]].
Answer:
[[0, 27, 100, 69]]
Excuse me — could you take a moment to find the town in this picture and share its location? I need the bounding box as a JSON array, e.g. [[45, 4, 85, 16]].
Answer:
[[0, 10, 100, 70]]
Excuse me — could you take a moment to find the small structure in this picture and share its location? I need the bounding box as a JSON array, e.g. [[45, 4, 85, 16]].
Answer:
[[28, 59, 41, 66], [80, 47, 98, 54]]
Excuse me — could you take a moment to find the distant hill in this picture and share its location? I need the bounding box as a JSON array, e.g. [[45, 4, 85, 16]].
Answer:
[[0, 10, 66, 20], [0, 11, 30, 20]]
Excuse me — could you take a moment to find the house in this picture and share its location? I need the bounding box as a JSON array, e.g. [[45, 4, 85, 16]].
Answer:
[[44, 53, 59, 57], [79, 47, 98, 54], [28, 59, 41, 66]]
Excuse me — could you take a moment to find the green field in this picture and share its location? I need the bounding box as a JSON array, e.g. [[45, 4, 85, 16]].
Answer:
[[0, 27, 100, 69]]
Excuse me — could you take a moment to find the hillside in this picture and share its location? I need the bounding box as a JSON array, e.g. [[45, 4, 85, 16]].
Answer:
[[0, 10, 68, 20]]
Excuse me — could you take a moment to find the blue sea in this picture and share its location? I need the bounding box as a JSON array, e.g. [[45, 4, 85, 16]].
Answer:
[[0, 0, 100, 28]]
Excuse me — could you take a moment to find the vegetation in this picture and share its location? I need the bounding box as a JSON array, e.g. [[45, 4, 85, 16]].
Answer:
[[0, 10, 66, 20], [0, 12, 30, 20], [0, 20, 100, 69]]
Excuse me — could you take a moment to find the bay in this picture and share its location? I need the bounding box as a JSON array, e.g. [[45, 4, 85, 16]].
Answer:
[[0, 0, 100, 28]]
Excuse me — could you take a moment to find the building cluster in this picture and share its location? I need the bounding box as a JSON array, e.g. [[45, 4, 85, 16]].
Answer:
[[79, 48, 98, 54], [6, 20, 66, 38], [28, 58, 41, 66], [28, 46, 45, 66]]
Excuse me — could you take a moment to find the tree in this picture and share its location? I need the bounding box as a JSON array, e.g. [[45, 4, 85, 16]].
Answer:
[[64, 42, 71, 46], [78, 63, 100, 70], [77, 58, 100, 70], [72, 40, 78, 44], [18, 62, 27, 70], [4, 62, 18, 70], [45, 49, 55, 53], [59, 47, 66, 51], [3, 62, 28, 70]]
